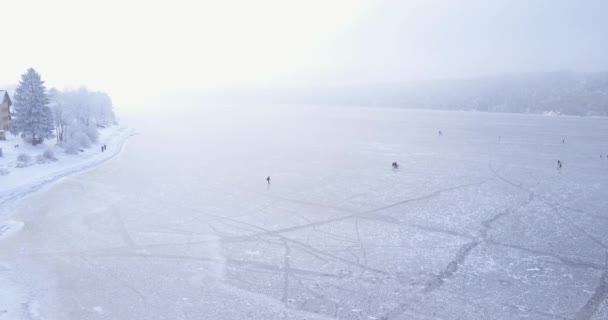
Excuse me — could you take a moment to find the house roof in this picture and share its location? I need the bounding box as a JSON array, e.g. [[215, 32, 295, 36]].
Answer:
[[0, 90, 11, 106]]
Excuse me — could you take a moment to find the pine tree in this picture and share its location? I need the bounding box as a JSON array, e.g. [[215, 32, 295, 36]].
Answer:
[[11, 68, 54, 145]]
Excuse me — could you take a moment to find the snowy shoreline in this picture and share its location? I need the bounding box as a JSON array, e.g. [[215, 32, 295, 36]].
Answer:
[[0, 126, 134, 320], [0, 126, 135, 218]]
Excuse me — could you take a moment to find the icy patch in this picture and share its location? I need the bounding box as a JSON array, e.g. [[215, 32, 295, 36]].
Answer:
[[0, 273, 30, 320], [22, 300, 41, 320], [92, 306, 105, 315], [0, 220, 24, 240]]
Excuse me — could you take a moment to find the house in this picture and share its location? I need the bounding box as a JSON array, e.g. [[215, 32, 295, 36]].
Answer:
[[0, 90, 12, 140]]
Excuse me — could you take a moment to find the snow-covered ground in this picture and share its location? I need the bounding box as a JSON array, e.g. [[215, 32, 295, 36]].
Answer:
[[1, 105, 608, 319], [0, 126, 135, 210]]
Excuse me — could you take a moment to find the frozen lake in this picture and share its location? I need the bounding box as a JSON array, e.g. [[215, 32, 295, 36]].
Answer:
[[1, 105, 608, 319]]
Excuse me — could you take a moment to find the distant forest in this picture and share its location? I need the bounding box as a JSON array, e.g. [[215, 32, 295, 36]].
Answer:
[[214, 72, 608, 116], [357, 72, 608, 116]]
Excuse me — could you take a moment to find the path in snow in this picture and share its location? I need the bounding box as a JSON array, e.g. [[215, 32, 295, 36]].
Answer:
[[0, 126, 135, 216]]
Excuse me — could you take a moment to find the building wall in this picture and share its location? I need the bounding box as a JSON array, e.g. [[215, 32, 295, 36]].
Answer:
[[0, 101, 10, 130]]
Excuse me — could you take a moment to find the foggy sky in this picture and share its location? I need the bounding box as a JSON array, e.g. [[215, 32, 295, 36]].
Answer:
[[326, 0, 608, 85], [0, 0, 607, 109]]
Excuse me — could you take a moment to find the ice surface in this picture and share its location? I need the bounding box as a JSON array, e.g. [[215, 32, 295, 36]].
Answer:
[[1, 105, 608, 319], [0, 220, 23, 240]]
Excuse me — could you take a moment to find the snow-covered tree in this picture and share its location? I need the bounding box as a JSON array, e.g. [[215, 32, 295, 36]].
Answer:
[[11, 68, 54, 145], [48, 88, 71, 143], [48, 86, 116, 153], [89, 91, 116, 127]]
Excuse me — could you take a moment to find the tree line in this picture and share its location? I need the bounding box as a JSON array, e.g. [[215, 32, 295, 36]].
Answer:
[[211, 71, 608, 116], [9, 68, 116, 152]]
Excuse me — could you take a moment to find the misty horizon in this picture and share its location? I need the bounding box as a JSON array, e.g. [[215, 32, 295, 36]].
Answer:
[[1, 0, 607, 109]]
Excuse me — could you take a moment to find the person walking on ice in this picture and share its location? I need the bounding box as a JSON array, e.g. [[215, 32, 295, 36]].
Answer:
[[266, 176, 271, 184]]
